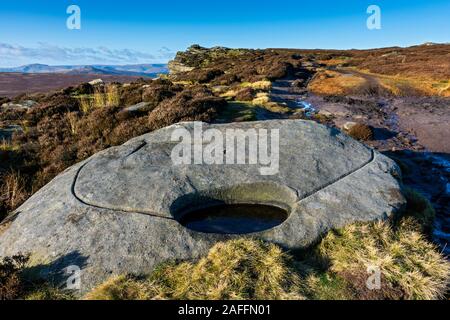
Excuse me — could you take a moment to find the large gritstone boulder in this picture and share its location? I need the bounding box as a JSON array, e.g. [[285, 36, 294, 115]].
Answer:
[[0, 120, 405, 293]]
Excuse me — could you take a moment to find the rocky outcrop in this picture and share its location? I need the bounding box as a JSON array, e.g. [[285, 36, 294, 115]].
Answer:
[[167, 60, 195, 75], [168, 45, 248, 75], [0, 120, 405, 292]]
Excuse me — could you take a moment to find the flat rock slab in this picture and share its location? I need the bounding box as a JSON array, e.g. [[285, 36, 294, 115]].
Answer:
[[0, 120, 405, 293]]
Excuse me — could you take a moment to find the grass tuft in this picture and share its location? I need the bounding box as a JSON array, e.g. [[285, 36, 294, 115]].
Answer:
[[0, 171, 28, 219], [241, 80, 272, 91], [65, 112, 79, 135], [318, 218, 449, 300], [24, 285, 74, 300], [79, 95, 92, 114], [77, 84, 120, 113], [86, 239, 304, 300], [84, 275, 152, 300], [0, 139, 19, 152], [105, 84, 120, 108], [251, 92, 271, 105]]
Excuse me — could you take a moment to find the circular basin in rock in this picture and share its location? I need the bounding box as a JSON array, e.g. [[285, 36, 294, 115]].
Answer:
[[0, 120, 405, 292], [178, 203, 289, 234]]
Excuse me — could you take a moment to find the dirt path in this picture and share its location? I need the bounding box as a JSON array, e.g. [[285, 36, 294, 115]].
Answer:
[[269, 77, 317, 117], [270, 79, 307, 108]]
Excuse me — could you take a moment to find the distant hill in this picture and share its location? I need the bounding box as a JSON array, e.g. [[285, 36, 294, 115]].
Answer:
[[0, 73, 146, 97], [0, 63, 168, 77]]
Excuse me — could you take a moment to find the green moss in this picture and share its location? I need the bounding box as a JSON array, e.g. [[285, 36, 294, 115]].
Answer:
[[303, 273, 354, 300]]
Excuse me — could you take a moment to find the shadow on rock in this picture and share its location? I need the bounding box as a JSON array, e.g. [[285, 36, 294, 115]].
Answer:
[[23, 251, 89, 288]]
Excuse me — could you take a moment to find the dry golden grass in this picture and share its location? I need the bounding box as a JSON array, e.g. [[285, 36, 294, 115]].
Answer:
[[241, 80, 272, 91], [78, 84, 121, 113], [0, 171, 28, 213], [20, 120, 31, 134], [105, 84, 120, 107], [308, 70, 368, 96], [439, 83, 450, 96], [0, 139, 19, 152], [263, 103, 291, 114], [308, 68, 449, 97], [84, 275, 153, 300], [86, 239, 304, 300], [251, 92, 271, 105], [318, 218, 450, 300], [93, 87, 106, 109], [220, 89, 238, 99], [24, 285, 74, 300], [349, 68, 449, 97], [221, 86, 265, 101], [79, 95, 93, 114], [85, 220, 449, 301], [250, 93, 290, 113], [172, 80, 194, 86], [65, 112, 79, 135], [377, 74, 450, 97]]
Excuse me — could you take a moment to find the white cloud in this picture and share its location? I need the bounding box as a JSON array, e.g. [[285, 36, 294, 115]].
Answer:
[[0, 42, 176, 67]]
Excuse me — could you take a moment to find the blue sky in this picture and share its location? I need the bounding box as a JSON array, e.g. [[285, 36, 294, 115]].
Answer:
[[0, 0, 449, 66]]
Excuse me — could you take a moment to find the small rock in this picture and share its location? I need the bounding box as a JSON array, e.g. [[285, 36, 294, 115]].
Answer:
[[88, 79, 104, 86], [122, 102, 153, 113]]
